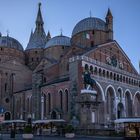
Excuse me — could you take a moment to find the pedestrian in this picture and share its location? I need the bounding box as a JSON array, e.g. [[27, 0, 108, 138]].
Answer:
[[39, 127, 42, 135]]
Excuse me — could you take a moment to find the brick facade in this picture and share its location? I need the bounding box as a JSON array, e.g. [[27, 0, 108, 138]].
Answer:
[[0, 4, 139, 129]]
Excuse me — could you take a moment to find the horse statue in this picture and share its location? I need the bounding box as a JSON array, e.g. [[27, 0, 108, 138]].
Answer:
[[83, 71, 96, 89]]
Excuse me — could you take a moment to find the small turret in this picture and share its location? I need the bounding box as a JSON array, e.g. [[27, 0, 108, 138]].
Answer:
[[106, 8, 113, 40], [46, 31, 51, 41]]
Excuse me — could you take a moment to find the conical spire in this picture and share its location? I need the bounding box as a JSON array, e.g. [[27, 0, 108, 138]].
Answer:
[[46, 31, 51, 41], [35, 2, 45, 34], [106, 8, 113, 18], [26, 3, 46, 50], [36, 3, 44, 25]]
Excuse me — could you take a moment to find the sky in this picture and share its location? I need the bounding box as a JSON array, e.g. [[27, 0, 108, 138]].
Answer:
[[0, 0, 140, 72]]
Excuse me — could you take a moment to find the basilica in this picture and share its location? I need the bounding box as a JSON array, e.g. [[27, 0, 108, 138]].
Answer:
[[0, 3, 140, 129]]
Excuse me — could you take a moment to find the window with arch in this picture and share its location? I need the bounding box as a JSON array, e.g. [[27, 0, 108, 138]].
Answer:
[[118, 88, 122, 100], [48, 93, 51, 113], [110, 72, 113, 79], [65, 89, 69, 112], [85, 64, 89, 71], [117, 74, 119, 81], [44, 94, 47, 116], [129, 78, 131, 84], [90, 65, 93, 74], [94, 67, 97, 74], [114, 73, 116, 81], [59, 91, 63, 110], [103, 70, 105, 77], [107, 71, 109, 78], [120, 75, 122, 82], [99, 68, 102, 76], [132, 79, 134, 85], [126, 77, 129, 84], [134, 80, 136, 86], [123, 76, 125, 83]]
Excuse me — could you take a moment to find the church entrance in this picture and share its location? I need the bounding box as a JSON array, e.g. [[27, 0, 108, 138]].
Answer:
[[117, 103, 124, 119], [51, 111, 57, 119], [4, 112, 11, 120]]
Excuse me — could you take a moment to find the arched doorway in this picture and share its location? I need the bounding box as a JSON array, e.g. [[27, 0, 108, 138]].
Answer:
[[106, 86, 116, 121], [117, 103, 124, 119], [4, 112, 11, 120], [125, 91, 132, 117], [134, 92, 140, 116], [51, 111, 57, 119]]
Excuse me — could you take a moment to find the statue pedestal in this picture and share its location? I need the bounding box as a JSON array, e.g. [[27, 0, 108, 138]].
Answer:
[[81, 89, 97, 101], [81, 89, 97, 94], [78, 89, 99, 127]]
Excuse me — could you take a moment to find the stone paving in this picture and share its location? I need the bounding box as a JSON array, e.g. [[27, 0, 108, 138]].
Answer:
[[0, 134, 124, 140]]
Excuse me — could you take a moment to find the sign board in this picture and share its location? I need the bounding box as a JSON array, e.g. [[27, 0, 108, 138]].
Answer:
[[91, 111, 95, 123], [0, 107, 5, 113]]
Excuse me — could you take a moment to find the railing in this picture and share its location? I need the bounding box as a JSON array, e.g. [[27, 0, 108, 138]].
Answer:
[[69, 55, 140, 81]]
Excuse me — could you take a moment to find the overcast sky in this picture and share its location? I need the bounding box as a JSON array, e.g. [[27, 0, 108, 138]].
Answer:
[[0, 0, 140, 72]]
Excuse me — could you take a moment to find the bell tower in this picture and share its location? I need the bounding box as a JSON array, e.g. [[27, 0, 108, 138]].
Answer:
[[106, 8, 113, 40]]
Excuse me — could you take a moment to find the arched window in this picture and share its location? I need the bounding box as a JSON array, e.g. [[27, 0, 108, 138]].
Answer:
[[48, 93, 51, 113], [107, 71, 109, 78], [65, 90, 69, 112], [90, 65, 93, 74], [123, 76, 125, 83], [120, 75, 122, 82], [110, 72, 112, 79], [44, 94, 47, 116], [114, 73, 116, 81], [59, 91, 63, 110], [99, 68, 102, 76], [85, 64, 89, 71], [117, 74, 119, 81], [94, 67, 97, 74], [103, 70, 105, 77], [131, 79, 133, 85], [118, 88, 122, 99], [126, 77, 128, 84]]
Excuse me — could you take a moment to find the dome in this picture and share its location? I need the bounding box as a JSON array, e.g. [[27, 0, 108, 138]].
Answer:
[[45, 35, 71, 48], [0, 36, 23, 51], [72, 17, 106, 36]]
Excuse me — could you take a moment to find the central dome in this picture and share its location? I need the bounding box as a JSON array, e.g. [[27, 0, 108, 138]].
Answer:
[[72, 17, 106, 36], [45, 35, 71, 48]]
